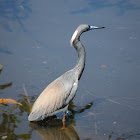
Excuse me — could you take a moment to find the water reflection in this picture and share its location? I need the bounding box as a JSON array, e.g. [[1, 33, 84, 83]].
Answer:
[[71, 0, 140, 15], [0, 48, 13, 55], [0, 82, 12, 90], [0, 93, 93, 140], [0, 0, 31, 19], [0, 0, 31, 32], [0, 94, 33, 139], [30, 119, 140, 140], [0, 0, 140, 139], [108, 131, 140, 140], [0, 112, 31, 139], [0, 66, 12, 90], [30, 121, 80, 140], [29, 101, 93, 140]]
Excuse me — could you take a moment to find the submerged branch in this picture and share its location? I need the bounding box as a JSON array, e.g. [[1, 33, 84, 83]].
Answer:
[[23, 84, 31, 112]]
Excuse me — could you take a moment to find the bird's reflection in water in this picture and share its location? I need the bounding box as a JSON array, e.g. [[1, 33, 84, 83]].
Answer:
[[30, 120, 79, 140], [29, 101, 93, 140]]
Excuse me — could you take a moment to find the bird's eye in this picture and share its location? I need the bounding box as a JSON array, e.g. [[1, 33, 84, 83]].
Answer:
[[88, 25, 91, 30]]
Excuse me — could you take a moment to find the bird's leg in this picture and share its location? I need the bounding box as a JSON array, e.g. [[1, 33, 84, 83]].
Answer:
[[61, 112, 66, 129]]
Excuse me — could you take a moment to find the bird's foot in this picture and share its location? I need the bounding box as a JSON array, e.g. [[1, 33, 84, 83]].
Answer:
[[61, 117, 66, 130], [61, 126, 66, 130]]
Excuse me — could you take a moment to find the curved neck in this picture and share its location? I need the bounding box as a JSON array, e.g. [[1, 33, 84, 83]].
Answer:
[[73, 39, 86, 80]]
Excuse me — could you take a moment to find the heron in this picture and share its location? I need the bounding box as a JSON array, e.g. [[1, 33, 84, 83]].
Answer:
[[28, 24, 104, 128]]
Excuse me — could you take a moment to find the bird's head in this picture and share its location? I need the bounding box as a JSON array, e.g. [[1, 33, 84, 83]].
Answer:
[[70, 24, 105, 46]]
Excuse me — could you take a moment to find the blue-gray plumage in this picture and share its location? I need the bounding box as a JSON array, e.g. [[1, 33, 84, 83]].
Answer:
[[28, 24, 104, 124]]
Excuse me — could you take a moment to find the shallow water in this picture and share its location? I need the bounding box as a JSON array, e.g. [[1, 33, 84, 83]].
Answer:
[[0, 0, 140, 140]]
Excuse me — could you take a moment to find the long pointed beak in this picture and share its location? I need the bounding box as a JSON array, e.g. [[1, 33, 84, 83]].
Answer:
[[89, 26, 105, 30]]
